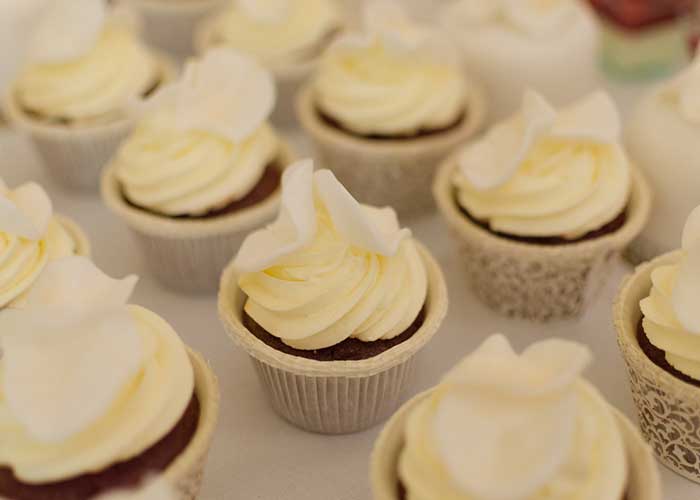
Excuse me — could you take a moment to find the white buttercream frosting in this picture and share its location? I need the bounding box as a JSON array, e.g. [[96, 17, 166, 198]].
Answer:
[[641, 206, 700, 381], [233, 159, 427, 350], [314, 0, 466, 137], [0, 257, 194, 483], [399, 334, 628, 500], [207, 0, 340, 66], [115, 49, 280, 216], [663, 53, 700, 125], [0, 180, 78, 309], [453, 91, 631, 239], [15, 0, 160, 123], [93, 477, 175, 500]]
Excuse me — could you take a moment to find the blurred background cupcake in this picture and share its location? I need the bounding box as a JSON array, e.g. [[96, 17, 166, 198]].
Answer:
[[196, 0, 343, 127], [102, 49, 296, 294], [3, 0, 175, 191], [440, 0, 600, 122], [625, 52, 700, 262], [297, 0, 486, 217]]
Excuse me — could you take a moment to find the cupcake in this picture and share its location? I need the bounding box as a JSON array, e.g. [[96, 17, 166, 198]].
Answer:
[[218, 159, 448, 434], [372, 334, 661, 500], [122, 0, 227, 58], [435, 90, 651, 321], [615, 205, 700, 483], [0, 178, 90, 309], [625, 53, 700, 263], [440, 0, 600, 122], [589, 0, 692, 81], [102, 48, 296, 294], [297, 0, 486, 216], [0, 256, 220, 499], [3, 0, 175, 191], [196, 0, 343, 127]]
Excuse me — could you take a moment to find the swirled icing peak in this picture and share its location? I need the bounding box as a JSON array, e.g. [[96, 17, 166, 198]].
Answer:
[[234, 159, 411, 273], [442, 0, 579, 38], [0, 180, 52, 241], [136, 48, 275, 143], [671, 206, 700, 334], [459, 90, 621, 190], [0, 257, 140, 444], [665, 54, 700, 125], [399, 334, 628, 500]]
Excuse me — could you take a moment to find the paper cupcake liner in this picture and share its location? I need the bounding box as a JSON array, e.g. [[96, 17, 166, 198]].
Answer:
[[126, 0, 227, 58], [3, 56, 176, 192], [55, 215, 92, 257], [296, 84, 487, 218], [434, 156, 652, 322], [370, 390, 661, 500], [165, 349, 220, 499], [101, 142, 296, 294], [614, 250, 700, 484], [194, 18, 321, 130], [217, 243, 448, 435]]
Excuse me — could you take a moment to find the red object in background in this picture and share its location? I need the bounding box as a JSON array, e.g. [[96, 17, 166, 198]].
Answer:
[[589, 0, 695, 29], [690, 1, 700, 52]]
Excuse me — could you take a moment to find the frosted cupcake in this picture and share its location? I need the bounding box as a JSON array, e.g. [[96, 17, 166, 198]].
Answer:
[[626, 54, 700, 262], [435, 91, 651, 321], [440, 0, 600, 122], [196, 0, 342, 126], [218, 159, 448, 434], [616, 205, 700, 483], [0, 257, 219, 499], [0, 178, 90, 309], [3, 0, 175, 190], [102, 49, 296, 293], [122, 0, 227, 57], [372, 334, 661, 500], [297, 0, 486, 216]]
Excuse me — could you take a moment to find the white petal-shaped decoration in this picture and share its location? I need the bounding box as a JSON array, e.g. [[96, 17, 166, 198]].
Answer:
[[673, 206, 700, 334], [27, 0, 106, 64], [0, 256, 143, 443], [94, 477, 175, 500], [551, 91, 621, 143], [434, 334, 587, 499], [315, 170, 410, 257], [0, 182, 52, 240], [458, 91, 556, 190], [22, 256, 138, 314], [504, 0, 577, 37], [234, 160, 317, 273], [142, 48, 275, 143], [237, 0, 291, 24]]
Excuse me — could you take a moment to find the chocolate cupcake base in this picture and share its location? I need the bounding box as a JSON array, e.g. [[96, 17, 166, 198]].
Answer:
[[0, 396, 200, 500]]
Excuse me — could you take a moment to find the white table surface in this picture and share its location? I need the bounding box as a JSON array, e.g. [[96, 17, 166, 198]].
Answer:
[[1, 81, 697, 500]]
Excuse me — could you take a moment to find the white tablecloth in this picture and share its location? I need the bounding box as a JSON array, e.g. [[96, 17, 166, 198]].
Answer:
[[1, 80, 697, 499]]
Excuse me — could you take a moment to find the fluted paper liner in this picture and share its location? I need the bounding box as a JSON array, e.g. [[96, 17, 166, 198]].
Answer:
[[217, 244, 448, 434], [3, 55, 176, 192], [55, 215, 91, 257], [165, 349, 220, 500], [370, 390, 661, 500], [194, 19, 324, 129], [434, 156, 652, 321], [615, 250, 700, 484], [101, 141, 296, 294], [128, 0, 227, 57], [296, 84, 487, 218]]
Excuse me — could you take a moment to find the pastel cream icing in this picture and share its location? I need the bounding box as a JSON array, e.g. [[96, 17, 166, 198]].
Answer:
[[114, 49, 279, 216], [208, 0, 340, 66], [0, 180, 78, 309], [399, 334, 628, 500], [233, 159, 427, 351], [641, 206, 700, 381], [665, 53, 700, 126], [453, 91, 631, 239], [15, 0, 160, 123], [314, 1, 466, 137], [0, 257, 194, 484]]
